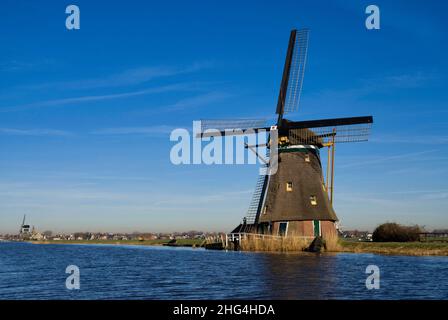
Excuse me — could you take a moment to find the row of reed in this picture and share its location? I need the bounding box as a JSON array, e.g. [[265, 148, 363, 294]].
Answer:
[[237, 232, 341, 252]]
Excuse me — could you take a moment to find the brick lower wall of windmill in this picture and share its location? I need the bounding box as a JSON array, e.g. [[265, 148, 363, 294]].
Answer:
[[271, 220, 337, 238]]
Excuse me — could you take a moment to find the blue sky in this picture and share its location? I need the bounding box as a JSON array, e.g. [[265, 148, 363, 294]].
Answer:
[[0, 0, 447, 233]]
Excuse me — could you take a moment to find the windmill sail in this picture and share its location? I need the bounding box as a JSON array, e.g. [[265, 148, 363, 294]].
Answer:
[[243, 148, 271, 225], [284, 29, 309, 114], [276, 29, 309, 119], [244, 171, 269, 225], [198, 119, 267, 138], [289, 124, 372, 145], [285, 116, 373, 145]]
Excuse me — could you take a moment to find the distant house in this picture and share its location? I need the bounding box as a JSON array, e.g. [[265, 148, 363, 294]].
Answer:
[[30, 232, 44, 241], [341, 230, 372, 241]]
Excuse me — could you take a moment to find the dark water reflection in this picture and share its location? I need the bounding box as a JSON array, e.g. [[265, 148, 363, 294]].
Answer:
[[0, 242, 446, 299]]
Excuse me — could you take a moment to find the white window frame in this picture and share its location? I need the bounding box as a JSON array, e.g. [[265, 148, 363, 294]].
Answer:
[[312, 220, 322, 237], [262, 205, 268, 215], [278, 221, 289, 237]]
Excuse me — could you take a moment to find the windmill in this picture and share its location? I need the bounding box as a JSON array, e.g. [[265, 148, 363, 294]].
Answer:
[[198, 29, 373, 238], [19, 214, 31, 236]]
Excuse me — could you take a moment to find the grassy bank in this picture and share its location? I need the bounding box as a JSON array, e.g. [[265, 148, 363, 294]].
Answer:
[[339, 240, 448, 256], [236, 234, 448, 256], [30, 239, 205, 247], [28, 238, 448, 256], [239, 234, 312, 252]]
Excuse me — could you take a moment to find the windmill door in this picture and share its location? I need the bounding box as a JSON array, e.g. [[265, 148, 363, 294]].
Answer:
[[313, 220, 321, 237]]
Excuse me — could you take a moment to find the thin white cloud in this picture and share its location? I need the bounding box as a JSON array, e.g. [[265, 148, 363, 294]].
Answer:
[[385, 165, 448, 176], [22, 61, 213, 91], [0, 83, 200, 112], [420, 192, 448, 200], [0, 172, 155, 182], [0, 59, 54, 72], [136, 91, 233, 115], [0, 181, 252, 207], [304, 72, 439, 108], [371, 134, 448, 145], [362, 72, 438, 90], [339, 189, 448, 198], [152, 189, 253, 206], [91, 125, 175, 136], [0, 128, 72, 136], [165, 91, 232, 112], [338, 149, 438, 168]]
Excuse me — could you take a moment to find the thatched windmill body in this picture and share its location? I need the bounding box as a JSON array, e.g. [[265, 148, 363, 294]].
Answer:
[[199, 29, 373, 238]]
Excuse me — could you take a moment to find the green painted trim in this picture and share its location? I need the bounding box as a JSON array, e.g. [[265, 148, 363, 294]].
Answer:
[[279, 147, 319, 155]]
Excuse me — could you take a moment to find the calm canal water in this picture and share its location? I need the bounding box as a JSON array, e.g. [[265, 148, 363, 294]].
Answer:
[[0, 242, 447, 299]]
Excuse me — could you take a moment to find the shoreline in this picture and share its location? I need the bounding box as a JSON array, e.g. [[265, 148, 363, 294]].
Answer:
[[24, 239, 448, 256], [28, 239, 205, 248], [338, 240, 448, 256]]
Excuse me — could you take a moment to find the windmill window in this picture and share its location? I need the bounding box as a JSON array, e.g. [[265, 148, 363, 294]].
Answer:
[[286, 182, 293, 192], [262, 205, 268, 215], [304, 154, 310, 162], [310, 195, 317, 206]]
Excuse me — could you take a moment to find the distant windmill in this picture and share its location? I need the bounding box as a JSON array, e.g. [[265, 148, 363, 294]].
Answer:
[[198, 29, 373, 238], [19, 214, 25, 234], [19, 214, 31, 235]]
